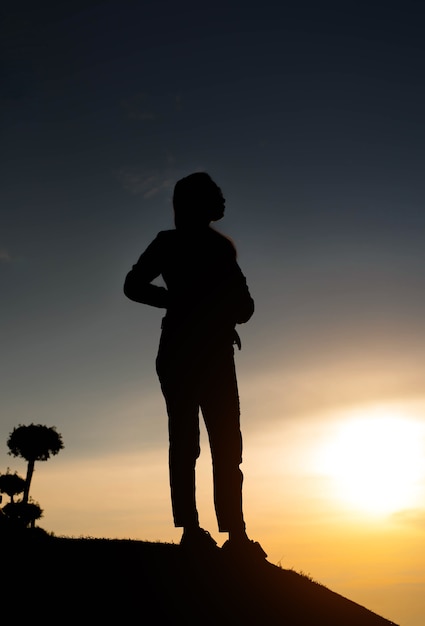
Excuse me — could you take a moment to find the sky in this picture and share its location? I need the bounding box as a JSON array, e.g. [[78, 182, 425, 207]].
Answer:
[[1, 1, 425, 623]]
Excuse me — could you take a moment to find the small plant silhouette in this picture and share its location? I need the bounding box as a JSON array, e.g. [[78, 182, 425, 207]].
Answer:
[[2, 499, 43, 528], [0, 469, 26, 503], [7, 424, 64, 504]]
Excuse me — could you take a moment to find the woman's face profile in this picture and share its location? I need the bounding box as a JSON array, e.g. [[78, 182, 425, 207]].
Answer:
[[210, 184, 225, 221]]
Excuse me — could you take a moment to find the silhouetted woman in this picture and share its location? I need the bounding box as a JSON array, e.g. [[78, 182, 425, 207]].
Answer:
[[124, 172, 265, 558]]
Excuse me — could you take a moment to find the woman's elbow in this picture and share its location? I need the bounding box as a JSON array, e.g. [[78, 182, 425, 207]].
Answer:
[[236, 298, 255, 324], [123, 272, 138, 301]]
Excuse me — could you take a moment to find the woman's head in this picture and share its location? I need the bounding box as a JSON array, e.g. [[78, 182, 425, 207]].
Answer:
[[173, 172, 225, 229]]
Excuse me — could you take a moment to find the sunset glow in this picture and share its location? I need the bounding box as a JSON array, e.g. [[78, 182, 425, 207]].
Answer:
[[3, 2, 425, 625], [317, 407, 425, 515]]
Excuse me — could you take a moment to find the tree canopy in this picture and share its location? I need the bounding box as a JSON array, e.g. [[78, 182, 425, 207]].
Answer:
[[0, 470, 26, 502], [6, 423, 64, 506], [7, 424, 64, 462]]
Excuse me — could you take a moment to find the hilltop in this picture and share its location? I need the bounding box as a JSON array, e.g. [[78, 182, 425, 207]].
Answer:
[[3, 533, 398, 625]]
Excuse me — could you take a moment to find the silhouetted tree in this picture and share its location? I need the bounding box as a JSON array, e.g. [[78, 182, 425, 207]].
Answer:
[[7, 424, 64, 504], [0, 469, 26, 503], [2, 500, 43, 528]]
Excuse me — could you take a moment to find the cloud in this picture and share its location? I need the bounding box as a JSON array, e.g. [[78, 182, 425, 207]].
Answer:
[[391, 508, 425, 528], [116, 154, 207, 199], [115, 164, 177, 198]]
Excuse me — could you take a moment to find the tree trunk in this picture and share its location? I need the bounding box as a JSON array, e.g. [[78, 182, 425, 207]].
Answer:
[[24, 459, 35, 504]]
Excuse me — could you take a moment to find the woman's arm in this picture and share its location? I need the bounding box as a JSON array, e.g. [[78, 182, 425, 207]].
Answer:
[[123, 234, 169, 308]]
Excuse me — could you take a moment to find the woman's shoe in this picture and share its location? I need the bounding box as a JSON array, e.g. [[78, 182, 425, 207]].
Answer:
[[221, 537, 267, 561], [180, 527, 218, 555]]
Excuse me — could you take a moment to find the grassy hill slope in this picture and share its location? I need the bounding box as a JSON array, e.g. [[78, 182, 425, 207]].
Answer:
[[2, 534, 399, 625]]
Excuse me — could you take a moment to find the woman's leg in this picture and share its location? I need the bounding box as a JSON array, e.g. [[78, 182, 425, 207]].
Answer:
[[200, 347, 246, 534], [157, 347, 201, 529]]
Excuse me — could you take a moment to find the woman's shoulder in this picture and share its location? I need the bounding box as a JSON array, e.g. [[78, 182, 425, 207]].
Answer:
[[151, 229, 178, 247], [156, 229, 176, 239], [208, 227, 237, 257], [153, 227, 237, 259]]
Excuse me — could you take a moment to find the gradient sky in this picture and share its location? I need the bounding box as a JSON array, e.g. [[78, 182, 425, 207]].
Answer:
[[2, 2, 425, 624]]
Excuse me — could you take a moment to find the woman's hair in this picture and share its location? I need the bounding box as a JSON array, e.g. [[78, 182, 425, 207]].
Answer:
[[173, 172, 224, 227]]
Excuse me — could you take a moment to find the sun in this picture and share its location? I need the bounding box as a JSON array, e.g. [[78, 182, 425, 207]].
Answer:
[[317, 407, 425, 515]]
